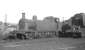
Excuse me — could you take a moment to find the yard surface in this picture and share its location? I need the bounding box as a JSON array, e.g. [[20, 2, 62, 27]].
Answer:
[[0, 38, 85, 50]]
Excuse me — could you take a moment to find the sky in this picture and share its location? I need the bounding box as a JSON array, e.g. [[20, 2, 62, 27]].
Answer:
[[0, 0, 85, 24]]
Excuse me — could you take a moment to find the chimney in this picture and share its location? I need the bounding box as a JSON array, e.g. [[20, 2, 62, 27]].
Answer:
[[22, 12, 25, 19], [33, 15, 37, 21]]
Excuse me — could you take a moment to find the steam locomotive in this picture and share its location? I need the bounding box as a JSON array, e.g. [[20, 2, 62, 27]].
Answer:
[[58, 24, 82, 38], [3, 24, 82, 41]]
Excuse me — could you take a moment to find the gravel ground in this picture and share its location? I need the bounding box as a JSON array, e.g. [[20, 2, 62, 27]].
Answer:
[[0, 38, 85, 50]]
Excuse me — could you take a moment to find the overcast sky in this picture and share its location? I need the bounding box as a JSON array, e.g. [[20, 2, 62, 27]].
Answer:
[[0, 0, 85, 24]]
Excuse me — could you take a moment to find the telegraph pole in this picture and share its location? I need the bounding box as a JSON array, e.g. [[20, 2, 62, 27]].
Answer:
[[3, 14, 7, 34], [4, 14, 8, 30], [4, 14, 7, 26]]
